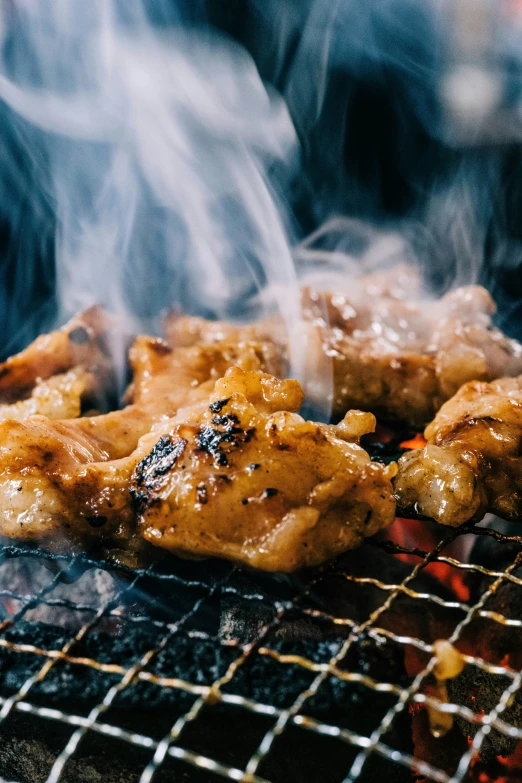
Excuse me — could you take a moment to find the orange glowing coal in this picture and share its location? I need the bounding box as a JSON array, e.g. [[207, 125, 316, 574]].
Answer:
[[384, 516, 471, 601], [400, 432, 427, 449]]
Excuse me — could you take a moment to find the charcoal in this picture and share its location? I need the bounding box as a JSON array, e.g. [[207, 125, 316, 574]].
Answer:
[[305, 545, 456, 644], [0, 713, 151, 783], [0, 538, 458, 782], [0, 621, 413, 782], [447, 580, 522, 759], [0, 622, 407, 716], [363, 437, 410, 465], [448, 665, 522, 760]]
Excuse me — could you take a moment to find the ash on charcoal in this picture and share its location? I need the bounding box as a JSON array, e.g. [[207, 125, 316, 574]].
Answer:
[[219, 597, 275, 644], [0, 712, 188, 783], [446, 520, 522, 760], [448, 665, 521, 760], [218, 544, 455, 651], [0, 618, 413, 782], [0, 556, 122, 631], [219, 595, 324, 645], [0, 543, 439, 782]]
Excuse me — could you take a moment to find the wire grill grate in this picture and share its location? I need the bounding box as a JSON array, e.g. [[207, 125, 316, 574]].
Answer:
[[0, 519, 521, 782]]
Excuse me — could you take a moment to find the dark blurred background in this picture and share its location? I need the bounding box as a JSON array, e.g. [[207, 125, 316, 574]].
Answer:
[[2, 0, 522, 356]]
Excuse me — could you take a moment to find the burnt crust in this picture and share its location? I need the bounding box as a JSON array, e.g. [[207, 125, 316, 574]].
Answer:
[[262, 488, 279, 498], [212, 414, 239, 426], [196, 419, 255, 468], [209, 398, 231, 413], [131, 436, 187, 511]]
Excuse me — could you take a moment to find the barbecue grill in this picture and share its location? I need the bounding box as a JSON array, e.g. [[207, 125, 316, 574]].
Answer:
[[2, 3, 522, 782], [0, 439, 519, 783]]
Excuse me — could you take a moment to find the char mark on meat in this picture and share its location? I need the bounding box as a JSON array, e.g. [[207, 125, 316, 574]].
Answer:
[[209, 398, 231, 413], [196, 419, 255, 468], [131, 436, 187, 511]]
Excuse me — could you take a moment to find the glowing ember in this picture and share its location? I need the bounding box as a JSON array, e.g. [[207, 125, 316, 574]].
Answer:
[[383, 517, 471, 601], [400, 433, 427, 449]]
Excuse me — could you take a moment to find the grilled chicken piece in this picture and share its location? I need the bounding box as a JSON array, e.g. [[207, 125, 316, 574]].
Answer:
[[0, 306, 114, 405], [300, 282, 522, 426], [0, 339, 281, 549], [130, 367, 397, 571], [394, 375, 522, 526], [165, 314, 267, 348], [0, 368, 100, 422], [164, 314, 286, 378], [0, 341, 395, 567], [166, 274, 522, 427], [127, 333, 285, 407]]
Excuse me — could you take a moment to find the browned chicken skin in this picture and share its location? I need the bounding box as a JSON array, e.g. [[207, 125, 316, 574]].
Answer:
[[0, 334, 289, 551], [0, 312, 396, 569], [10, 275, 517, 562], [0, 306, 113, 405], [394, 375, 522, 526], [131, 368, 397, 571], [307, 283, 522, 426], [166, 271, 522, 427], [0, 368, 99, 422]]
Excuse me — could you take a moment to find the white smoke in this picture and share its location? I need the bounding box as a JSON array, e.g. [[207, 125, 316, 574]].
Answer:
[[2, 0, 521, 405], [0, 0, 302, 376]]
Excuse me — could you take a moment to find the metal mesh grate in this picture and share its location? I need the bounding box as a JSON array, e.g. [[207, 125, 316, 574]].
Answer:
[[0, 516, 521, 782]]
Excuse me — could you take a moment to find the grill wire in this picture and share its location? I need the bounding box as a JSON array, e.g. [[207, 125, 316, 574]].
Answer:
[[0, 517, 521, 781]]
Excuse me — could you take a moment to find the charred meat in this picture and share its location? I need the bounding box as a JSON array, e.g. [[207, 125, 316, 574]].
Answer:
[[0, 367, 101, 422], [0, 306, 114, 408], [166, 269, 522, 427], [0, 318, 394, 572], [394, 375, 522, 525], [0, 335, 280, 550], [131, 367, 396, 571]]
